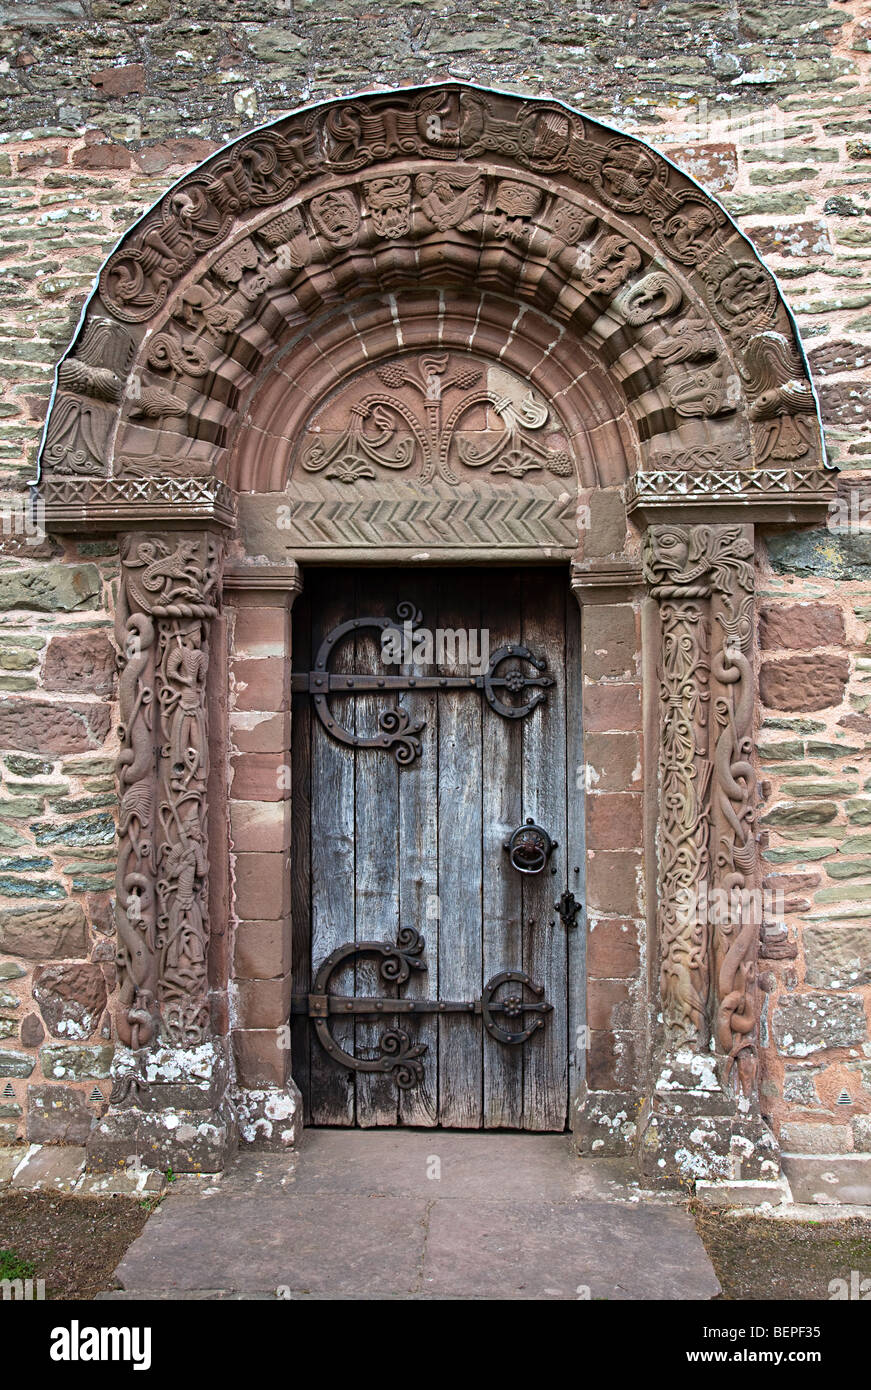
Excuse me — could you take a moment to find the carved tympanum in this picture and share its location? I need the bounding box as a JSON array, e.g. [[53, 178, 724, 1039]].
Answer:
[[296, 353, 573, 485]]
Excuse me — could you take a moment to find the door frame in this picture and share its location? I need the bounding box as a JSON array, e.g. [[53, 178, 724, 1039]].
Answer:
[[225, 555, 645, 1148]]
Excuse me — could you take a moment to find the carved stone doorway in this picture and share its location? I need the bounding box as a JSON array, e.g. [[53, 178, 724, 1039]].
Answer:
[[36, 82, 833, 1183]]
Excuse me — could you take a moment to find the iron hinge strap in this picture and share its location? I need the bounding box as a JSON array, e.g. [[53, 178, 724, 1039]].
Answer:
[[292, 995, 494, 1016]]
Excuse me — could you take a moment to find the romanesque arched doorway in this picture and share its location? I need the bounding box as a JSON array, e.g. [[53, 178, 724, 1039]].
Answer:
[[38, 83, 833, 1182]]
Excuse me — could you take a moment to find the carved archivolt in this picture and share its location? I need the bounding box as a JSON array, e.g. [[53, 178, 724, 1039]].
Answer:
[[644, 524, 761, 1093], [39, 83, 825, 502]]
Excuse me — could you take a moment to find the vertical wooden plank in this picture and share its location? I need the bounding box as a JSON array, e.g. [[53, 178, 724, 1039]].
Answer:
[[565, 590, 587, 1113], [521, 569, 569, 1130], [353, 570, 401, 1126], [290, 586, 313, 1122], [437, 571, 484, 1128], [397, 568, 439, 1126], [481, 567, 524, 1129], [308, 570, 357, 1125]]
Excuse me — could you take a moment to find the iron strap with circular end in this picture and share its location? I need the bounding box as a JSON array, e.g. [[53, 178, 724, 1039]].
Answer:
[[291, 928, 553, 1090], [290, 603, 554, 764]]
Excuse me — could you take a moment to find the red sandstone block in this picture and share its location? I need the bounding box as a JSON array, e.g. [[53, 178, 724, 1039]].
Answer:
[[230, 800, 289, 854], [234, 919, 291, 981], [587, 1029, 638, 1091], [230, 712, 286, 755], [230, 751, 291, 802], [586, 850, 642, 917], [584, 731, 641, 791], [231, 605, 287, 659], [90, 64, 146, 97], [231, 657, 287, 712], [587, 794, 643, 852], [759, 603, 845, 650], [236, 974, 293, 1028], [234, 852, 290, 920], [232, 1028, 290, 1087], [583, 683, 641, 731], [587, 917, 642, 979], [587, 978, 634, 1031], [759, 655, 849, 712]]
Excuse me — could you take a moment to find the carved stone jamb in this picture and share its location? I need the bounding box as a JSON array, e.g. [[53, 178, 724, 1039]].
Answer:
[[88, 526, 236, 1175], [636, 523, 780, 1188]]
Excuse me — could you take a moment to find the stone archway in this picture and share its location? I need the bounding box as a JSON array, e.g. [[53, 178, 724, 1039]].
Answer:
[[37, 82, 834, 1182]]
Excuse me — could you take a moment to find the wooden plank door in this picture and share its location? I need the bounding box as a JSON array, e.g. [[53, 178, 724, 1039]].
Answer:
[[291, 566, 582, 1130]]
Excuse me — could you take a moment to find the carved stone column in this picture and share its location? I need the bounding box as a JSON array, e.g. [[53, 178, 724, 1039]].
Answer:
[[637, 523, 780, 1188], [88, 529, 235, 1173]]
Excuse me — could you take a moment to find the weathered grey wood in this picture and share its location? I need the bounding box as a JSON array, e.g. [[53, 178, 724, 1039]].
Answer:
[[309, 571, 356, 1125], [437, 573, 484, 1128], [521, 571, 569, 1130], [482, 568, 524, 1129], [290, 589, 313, 1122], [298, 566, 577, 1130], [353, 574, 401, 1126], [397, 569, 439, 1127]]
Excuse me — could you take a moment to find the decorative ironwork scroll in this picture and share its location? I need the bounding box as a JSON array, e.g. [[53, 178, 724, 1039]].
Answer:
[[644, 523, 760, 1092], [291, 604, 553, 764], [292, 927, 551, 1089], [113, 530, 222, 1057]]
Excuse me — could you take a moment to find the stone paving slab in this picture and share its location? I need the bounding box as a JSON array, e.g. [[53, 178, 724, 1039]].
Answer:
[[111, 1129, 720, 1300]]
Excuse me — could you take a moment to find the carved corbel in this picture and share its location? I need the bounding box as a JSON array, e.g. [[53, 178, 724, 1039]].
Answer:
[[113, 529, 223, 1062], [643, 523, 760, 1095]]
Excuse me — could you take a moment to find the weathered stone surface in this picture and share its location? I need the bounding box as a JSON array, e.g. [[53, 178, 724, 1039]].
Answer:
[[31, 813, 115, 847], [234, 1083, 303, 1150], [90, 63, 146, 97], [0, 564, 100, 612], [40, 1044, 113, 1080], [0, 901, 88, 960], [782, 1154, 871, 1205], [760, 801, 838, 827], [780, 1121, 852, 1154], [666, 142, 737, 195], [773, 993, 868, 1057], [0, 700, 111, 753], [9, 1144, 85, 1190], [760, 655, 850, 711], [818, 379, 871, 427], [582, 605, 636, 681], [0, 1049, 35, 1078], [768, 530, 871, 582], [19, 1013, 44, 1047], [749, 219, 831, 259], [803, 926, 871, 988], [759, 603, 845, 650], [33, 963, 106, 1039], [809, 339, 871, 377], [26, 1084, 92, 1144], [42, 630, 115, 696]]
